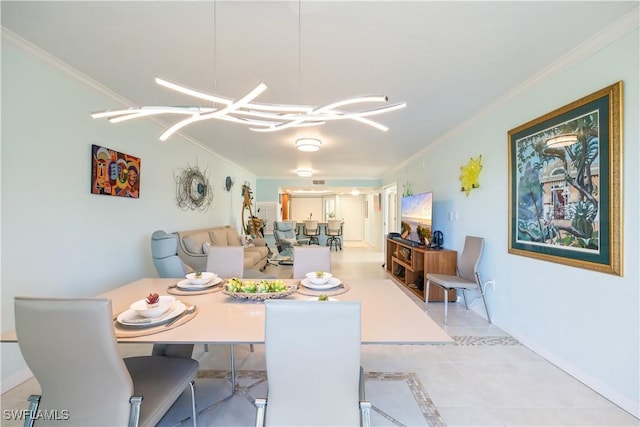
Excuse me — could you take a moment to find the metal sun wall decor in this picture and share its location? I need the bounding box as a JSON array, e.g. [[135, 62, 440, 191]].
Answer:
[[459, 155, 483, 196], [91, 144, 140, 198], [175, 162, 214, 211]]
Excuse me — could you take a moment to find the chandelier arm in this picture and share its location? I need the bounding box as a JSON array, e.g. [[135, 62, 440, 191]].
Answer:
[[313, 95, 389, 113], [155, 77, 233, 105], [109, 107, 217, 123], [159, 115, 207, 141], [244, 102, 314, 113], [249, 120, 325, 132], [194, 83, 268, 120]]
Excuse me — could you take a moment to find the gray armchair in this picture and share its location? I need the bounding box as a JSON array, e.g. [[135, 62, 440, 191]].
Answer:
[[150, 230, 195, 358], [151, 230, 191, 277], [273, 221, 308, 254]]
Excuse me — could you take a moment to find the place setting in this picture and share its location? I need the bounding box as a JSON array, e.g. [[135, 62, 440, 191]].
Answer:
[[113, 293, 198, 338], [167, 271, 224, 296], [296, 271, 350, 297]]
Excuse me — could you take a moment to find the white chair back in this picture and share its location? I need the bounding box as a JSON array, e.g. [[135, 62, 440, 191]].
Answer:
[[15, 297, 134, 426], [327, 220, 343, 236], [458, 236, 484, 284], [292, 246, 331, 279], [303, 220, 319, 234], [264, 300, 362, 426], [206, 245, 244, 278]]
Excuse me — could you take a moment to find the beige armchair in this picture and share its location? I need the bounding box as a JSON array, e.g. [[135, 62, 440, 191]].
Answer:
[[14, 297, 199, 427]]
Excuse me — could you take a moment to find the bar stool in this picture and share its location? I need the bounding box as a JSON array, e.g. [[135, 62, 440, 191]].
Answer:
[[303, 220, 320, 245], [326, 220, 343, 251]]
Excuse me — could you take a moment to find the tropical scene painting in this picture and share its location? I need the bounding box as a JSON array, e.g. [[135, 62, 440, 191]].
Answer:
[[513, 111, 601, 255], [509, 82, 621, 275]]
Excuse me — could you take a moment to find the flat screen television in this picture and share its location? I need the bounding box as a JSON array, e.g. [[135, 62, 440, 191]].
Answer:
[[400, 191, 433, 246]]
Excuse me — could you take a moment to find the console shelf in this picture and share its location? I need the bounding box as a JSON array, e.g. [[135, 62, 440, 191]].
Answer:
[[386, 237, 457, 301]]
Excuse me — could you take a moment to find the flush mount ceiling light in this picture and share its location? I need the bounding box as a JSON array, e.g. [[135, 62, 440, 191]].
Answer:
[[296, 169, 313, 177], [90, 1, 406, 141], [296, 138, 322, 152], [546, 134, 578, 148]]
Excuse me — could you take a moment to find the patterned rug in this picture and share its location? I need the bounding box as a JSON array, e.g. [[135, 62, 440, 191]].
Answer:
[[194, 369, 446, 427], [158, 336, 521, 426]]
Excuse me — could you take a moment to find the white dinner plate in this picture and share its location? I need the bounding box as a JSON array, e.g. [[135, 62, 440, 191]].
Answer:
[[306, 297, 338, 301], [176, 277, 222, 290], [300, 277, 342, 291], [117, 302, 185, 327]]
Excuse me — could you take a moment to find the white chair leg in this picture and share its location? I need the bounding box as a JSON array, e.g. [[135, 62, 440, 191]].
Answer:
[[360, 401, 372, 427], [24, 395, 40, 427], [425, 279, 431, 312], [189, 380, 197, 427], [255, 398, 267, 427], [128, 396, 142, 427], [444, 288, 449, 325], [461, 289, 469, 310]]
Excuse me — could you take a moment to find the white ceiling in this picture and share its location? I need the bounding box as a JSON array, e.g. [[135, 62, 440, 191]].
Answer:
[[2, 1, 637, 191]]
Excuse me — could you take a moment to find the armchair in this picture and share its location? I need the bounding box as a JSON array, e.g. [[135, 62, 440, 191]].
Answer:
[[273, 221, 308, 254]]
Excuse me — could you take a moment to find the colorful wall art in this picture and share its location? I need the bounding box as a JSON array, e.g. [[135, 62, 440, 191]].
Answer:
[[91, 144, 141, 198]]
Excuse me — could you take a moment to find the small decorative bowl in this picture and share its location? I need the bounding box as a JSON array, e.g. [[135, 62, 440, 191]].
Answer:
[[185, 272, 217, 285], [129, 295, 175, 318], [306, 272, 333, 285]]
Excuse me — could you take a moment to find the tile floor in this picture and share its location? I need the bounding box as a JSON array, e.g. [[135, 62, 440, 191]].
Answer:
[[1, 242, 638, 426]]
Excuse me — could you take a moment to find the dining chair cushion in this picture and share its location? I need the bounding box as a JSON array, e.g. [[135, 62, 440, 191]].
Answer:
[[124, 356, 199, 426], [292, 246, 331, 279]]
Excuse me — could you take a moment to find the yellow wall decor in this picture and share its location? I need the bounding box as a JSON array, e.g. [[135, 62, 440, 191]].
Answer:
[[460, 155, 483, 196]]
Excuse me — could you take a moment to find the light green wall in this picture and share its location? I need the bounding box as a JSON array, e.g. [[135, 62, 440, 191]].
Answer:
[[0, 38, 256, 388], [382, 25, 639, 416]]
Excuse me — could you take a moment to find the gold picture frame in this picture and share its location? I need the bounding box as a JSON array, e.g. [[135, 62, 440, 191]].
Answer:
[[507, 81, 623, 276]]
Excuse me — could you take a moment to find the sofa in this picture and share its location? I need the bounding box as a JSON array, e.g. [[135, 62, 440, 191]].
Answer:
[[175, 226, 269, 273]]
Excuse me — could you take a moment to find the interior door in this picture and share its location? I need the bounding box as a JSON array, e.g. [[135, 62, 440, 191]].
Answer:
[[340, 195, 363, 241]]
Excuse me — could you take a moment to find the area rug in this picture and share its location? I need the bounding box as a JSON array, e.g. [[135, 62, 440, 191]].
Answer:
[[158, 369, 445, 427]]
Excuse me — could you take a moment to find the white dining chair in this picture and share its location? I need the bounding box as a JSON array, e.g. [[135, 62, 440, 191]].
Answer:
[[206, 245, 245, 278], [205, 245, 255, 385], [14, 297, 199, 427], [255, 300, 370, 426], [292, 245, 331, 279]]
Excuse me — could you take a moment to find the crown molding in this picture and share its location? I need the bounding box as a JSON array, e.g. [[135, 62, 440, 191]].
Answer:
[[386, 6, 639, 178]]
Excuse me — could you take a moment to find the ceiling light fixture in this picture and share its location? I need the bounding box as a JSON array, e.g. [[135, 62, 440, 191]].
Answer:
[[89, 2, 406, 141], [296, 138, 322, 152], [546, 134, 578, 148], [296, 169, 313, 177]]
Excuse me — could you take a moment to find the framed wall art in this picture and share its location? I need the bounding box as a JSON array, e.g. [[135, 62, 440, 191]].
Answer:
[[91, 144, 140, 198], [507, 81, 623, 276]]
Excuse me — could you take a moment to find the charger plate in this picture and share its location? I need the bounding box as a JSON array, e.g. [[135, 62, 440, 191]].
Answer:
[[296, 281, 350, 297], [167, 280, 224, 296], [114, 306, 198, 338]]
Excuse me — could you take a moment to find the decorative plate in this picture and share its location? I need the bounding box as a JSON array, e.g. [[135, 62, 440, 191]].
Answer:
[[300, 277, 342, 291], [222, 284, 298, 301]]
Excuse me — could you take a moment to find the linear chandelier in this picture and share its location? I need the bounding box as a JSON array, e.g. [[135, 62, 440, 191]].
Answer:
[[90, 77, 406, 141]]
